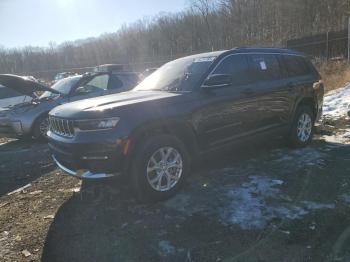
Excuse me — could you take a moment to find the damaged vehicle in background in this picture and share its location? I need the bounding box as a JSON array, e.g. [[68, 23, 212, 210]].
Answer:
[[0, 83, 32, 108], [0, 71, 139, 139], [0, 76, 40, 108]]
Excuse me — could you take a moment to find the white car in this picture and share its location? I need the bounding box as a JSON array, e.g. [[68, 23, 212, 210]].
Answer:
[[0, 84, 32, 108]]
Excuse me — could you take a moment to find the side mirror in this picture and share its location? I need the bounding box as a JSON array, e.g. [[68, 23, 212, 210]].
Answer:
[[202, 74, 232, 88]]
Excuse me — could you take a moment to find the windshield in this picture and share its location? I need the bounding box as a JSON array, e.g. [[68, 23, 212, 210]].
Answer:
[[40, 76, 81, 98], [134, 55, 217, 92]]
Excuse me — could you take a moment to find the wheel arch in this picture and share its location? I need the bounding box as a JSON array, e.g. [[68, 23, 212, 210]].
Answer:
[[125, 120, 200, 171], [30, 111, 50, 136], [294, 96, 317, 120]]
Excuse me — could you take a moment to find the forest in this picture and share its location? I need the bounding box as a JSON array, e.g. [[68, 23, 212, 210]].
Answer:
[[0, 0, 349, 78]]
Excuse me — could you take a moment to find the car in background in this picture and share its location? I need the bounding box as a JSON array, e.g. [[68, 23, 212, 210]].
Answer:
[[0, 84, 32, 108], [0, 76, 41, 108], [54, 72, 76, 82], [0, 71, 139, 139], [93, 64, 125, 73]]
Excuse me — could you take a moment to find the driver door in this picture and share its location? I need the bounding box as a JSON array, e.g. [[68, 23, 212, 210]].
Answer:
[[69, 74, 110, 102], [195, 54, 260, 149]]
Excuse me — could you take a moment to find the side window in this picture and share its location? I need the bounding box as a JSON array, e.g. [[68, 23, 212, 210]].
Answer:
[[87, 74, 109, 90], [112, 74, 138, 90], [75, 74, 109, 94], [282, 55, 311, 77], [108, 75, 123, 90], [213, 55, 251, 86], [248, 54, 282, 81]]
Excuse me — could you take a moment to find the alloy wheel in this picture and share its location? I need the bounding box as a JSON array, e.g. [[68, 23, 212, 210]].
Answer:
[[146, 147, 183, 192], [297, 113, 312, 142]]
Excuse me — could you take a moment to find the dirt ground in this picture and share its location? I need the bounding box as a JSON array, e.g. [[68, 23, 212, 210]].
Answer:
[[1, 118, 350, 262]]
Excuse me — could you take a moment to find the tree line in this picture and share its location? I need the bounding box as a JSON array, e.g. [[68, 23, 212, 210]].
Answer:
[[0, 0, 348, 79]]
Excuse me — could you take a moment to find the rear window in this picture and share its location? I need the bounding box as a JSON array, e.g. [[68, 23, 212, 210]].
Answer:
[[282, 55, 311, 77], [248, 54, 282, 81]]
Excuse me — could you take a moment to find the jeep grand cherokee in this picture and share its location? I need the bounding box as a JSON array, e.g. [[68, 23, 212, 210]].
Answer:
[[48, 48, 324, 201]]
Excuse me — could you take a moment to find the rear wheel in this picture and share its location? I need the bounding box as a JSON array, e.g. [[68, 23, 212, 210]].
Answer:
[[288, 106, 314, 147], [130, 134, 190, 202]]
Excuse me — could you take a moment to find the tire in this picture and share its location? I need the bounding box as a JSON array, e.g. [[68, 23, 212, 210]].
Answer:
[[33, 115, 49, 140], [288, 105, 314, 147], [130, 134, 190, 202]]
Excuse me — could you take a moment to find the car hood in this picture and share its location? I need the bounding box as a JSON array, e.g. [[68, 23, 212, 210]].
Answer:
[[0, 74, 61, 98], [50, 90, 182, 118]]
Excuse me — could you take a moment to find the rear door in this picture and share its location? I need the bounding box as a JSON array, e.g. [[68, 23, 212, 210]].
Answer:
[[196, 54, 260, 149], [246, 54, 291, 130], [281, 55, 318, 118]]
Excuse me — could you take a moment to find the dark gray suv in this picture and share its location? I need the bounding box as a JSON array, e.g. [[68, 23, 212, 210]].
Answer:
[[48, 48, 324, 201]]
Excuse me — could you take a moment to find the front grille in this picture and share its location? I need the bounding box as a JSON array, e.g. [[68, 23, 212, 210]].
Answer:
[[49, 116, 75, 138]]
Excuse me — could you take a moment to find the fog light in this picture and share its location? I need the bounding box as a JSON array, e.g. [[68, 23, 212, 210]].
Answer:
[[81, 156, 109, 160]]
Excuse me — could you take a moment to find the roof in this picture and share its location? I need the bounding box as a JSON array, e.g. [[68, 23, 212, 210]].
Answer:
[[176, 48, 306, 63], [229, 47, 305, 56]]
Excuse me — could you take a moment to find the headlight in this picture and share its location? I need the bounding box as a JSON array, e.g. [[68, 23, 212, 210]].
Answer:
[[75, 117, 120, 131]]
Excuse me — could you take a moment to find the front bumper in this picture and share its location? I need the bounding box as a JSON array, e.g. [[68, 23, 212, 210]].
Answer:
[[52, 154, 119, 179], [48, 132, 128, 179]]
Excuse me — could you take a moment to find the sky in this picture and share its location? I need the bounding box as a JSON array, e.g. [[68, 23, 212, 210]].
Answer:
[[0, 0, 187, 48]]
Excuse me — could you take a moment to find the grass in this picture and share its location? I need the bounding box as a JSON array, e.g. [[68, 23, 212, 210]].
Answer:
[[318, 60, 350, 92]]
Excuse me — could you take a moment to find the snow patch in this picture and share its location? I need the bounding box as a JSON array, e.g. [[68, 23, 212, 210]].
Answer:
[[323, 83, 350, 119], [273, 147, 325, 168], [322, 128, 350, 145], [221, 176, 335, 230]]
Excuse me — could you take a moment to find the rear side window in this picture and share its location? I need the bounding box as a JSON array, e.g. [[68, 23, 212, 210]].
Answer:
[[213, 54, 251, 86], [282, 55, 311, 77], [248, 54, 282, 81]]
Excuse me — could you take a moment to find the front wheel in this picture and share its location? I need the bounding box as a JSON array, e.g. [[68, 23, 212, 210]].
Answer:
[[130, 134, 190, 202], [33, 115, 49, 140], [288, 106, 314, 147]]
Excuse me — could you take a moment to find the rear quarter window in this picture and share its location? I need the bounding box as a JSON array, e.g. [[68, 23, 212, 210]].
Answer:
[[282, 55, 311, 77]]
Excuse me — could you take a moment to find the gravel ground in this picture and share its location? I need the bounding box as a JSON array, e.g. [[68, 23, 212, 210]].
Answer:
[[1, 84, 350, 261], [1, 119, 350, 261]]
